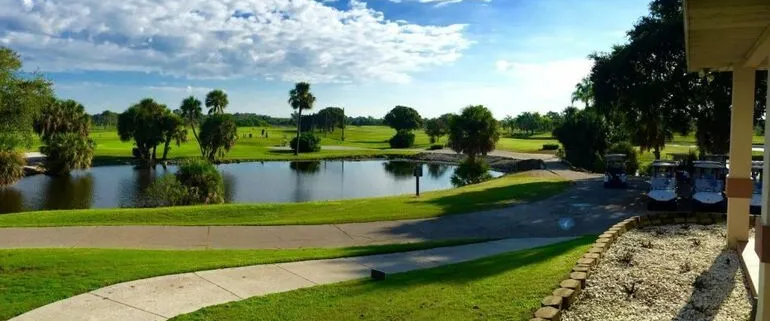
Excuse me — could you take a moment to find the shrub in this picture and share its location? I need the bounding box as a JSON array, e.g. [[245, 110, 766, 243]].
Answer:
[[542, 144, 559, 151], [41, 133, 95, 176], [451, 159, 493, 187], [139, 175, 190, 208], [0, 150, 25, 186], [290, 132, 322, 153], [389, 130, 415, 148], [427, 144, 444, 150], [607, 141, 639, 175], [175, 159, 225, 205]]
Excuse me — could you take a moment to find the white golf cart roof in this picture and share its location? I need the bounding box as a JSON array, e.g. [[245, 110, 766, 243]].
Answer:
[[693, 160, 726, 169], [651, 160, 678, 167]]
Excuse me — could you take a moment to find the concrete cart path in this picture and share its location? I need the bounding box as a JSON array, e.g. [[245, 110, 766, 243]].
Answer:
[[0, 169, 644, 250], [9, 237, 574, 321]]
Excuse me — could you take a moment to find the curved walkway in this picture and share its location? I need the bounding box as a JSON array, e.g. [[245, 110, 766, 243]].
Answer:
[[10, 237, 573, 321], [0, 168, 643, 250]]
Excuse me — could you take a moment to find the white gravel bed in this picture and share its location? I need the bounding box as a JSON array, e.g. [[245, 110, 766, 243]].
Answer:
[[562, 224, 752, 321]]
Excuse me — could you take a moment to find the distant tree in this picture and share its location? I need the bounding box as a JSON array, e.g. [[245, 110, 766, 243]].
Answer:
[[205, 89, 229, 115], [288, 82, 316, 155], [34, 99, 95, 175], [384, 106, 423, 132], [160, 113, 187, 161], [513, 112, 544, 135], [315, 107, 345, 133], [199, 113, 238, 161], [118, 98, 170, 167], [448, 105, 500, 162], [179, 96, 204, 157], [0, 47, 54, 153], [424, 116, 450, 144], [544, 111, 563, 130], [92, 110, 119, 128], [571, 77, 594, 109], [553, 107, 608, 171], [501, 115, 516, 133]]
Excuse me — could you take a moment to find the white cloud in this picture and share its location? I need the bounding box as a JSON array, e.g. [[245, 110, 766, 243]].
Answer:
[[387, 0, 490, 7], [0, 0, 470, 83], [492, 58, 592, 112]]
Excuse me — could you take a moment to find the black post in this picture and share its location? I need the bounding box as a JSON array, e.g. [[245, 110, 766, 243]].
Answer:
[[416, 175, 420, 197]]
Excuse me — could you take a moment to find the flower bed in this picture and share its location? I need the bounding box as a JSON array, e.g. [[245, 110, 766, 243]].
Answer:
[[528, 213, 754, 321]]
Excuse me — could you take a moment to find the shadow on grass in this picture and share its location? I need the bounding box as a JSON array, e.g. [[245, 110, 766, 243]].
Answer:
[[415, 181, 569, 214]]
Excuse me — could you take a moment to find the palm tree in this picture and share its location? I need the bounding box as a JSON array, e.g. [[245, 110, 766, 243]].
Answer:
[[205, 89, 229, 115], [287, 82, 316, 156], [179, 96, 204, 156], [571, 77, 594, 109]]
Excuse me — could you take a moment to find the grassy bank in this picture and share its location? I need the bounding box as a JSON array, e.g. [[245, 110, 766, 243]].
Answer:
[[0, 240, 483, 321], [0, 172, 568, 227], [173, 236, 594, 321]]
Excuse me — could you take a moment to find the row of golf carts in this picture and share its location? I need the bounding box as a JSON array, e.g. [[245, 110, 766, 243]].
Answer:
[[603, 154, 763, 212]]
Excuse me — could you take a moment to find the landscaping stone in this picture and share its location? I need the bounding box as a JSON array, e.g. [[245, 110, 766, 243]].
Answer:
[[541, 295, 563, 309], [528, 318, 548, 321], [534, 306, 561, 321], [576, 258, 595, 267], [596, 237, 611, 245], [599, 232, 615, 241], [568, 272, 587, 287], [583, 253, 601, 261], [560, 279, 581, 291], [552, 288, 576, 308], [587, 247, 604, 254], [572, 265, 590, 274]]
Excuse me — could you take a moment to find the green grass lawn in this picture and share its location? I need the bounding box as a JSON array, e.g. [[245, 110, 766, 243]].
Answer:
[[172, 236, 594, 321], [74, 126, 426, 164], [669, 133, 764, 146], [0, 172, 568, 227], [0, 240, 483, 321]]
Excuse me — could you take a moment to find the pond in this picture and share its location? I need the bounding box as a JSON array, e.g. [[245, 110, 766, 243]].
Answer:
[[0, 160, 503, 214]]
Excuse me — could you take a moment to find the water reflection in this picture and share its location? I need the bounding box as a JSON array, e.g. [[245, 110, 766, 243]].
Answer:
[[382, 161, 417, 180], [427, 163, 448, 179], [0, 188, 23, 213], [290, 161, 321, 174], [42, 174, 95, 210], [0, 160, 502, 214]]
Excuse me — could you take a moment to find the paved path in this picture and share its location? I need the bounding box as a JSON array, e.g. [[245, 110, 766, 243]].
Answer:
[[0, 168, 644, 250], [10, 237, 573, 321]]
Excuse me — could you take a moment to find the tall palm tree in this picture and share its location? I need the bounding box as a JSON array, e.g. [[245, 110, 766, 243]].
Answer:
[[571, 77, 594, 109], [205, 89, 229, 115], [179, 96, 204, 157], [287, 82, 316, 155]]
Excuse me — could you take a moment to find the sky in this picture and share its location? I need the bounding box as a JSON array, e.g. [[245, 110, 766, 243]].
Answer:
[[0, 0, 651, 118]]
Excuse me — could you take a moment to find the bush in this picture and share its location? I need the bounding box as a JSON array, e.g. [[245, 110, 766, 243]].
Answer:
[[41, 133, 95, 176], [542, 144, 559, 151], [607, 141, 639, 174], [389, 130, 415, 148], [290, 133, 322, 153], [0, 151, 25, 186], [175, 159, 225, 205], [427, 144, 444, 150], [451, 159, 493, 187]]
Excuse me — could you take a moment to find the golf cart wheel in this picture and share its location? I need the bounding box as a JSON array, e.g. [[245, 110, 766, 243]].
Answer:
[[647, 201, 655, 211]]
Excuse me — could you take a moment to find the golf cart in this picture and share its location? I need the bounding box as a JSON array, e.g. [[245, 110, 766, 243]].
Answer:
[[603, 154, 628, 188], [751, 161, 763, 214], [692, 160, 728, 210], [647, 160, 678, 210]]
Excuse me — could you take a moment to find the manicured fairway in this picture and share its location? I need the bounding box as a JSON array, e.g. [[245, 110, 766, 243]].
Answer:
[[0, 172, 569, 227], [0, 240, 483, 321], [172, 236, 594, 321]]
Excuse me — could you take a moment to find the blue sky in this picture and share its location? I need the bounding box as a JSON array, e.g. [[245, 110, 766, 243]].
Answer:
[[1, 0, 650, 118]]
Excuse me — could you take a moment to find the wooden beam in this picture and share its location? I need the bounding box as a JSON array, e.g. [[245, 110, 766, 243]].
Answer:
[[745, 25, 770, 68]]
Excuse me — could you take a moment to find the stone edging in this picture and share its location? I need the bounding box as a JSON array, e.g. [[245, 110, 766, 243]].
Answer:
[[528, 212, 729, 321]]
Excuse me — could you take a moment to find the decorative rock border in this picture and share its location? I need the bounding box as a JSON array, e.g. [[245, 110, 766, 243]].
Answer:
[[528, 212, 730, 321]]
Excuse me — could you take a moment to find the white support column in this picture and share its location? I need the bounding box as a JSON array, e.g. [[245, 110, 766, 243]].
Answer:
[[756, 62, 770, 321], [727, 68, 756, 248]]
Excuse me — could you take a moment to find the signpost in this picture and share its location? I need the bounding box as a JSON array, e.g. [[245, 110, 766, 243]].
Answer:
[[413, 165, 423, 196]]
